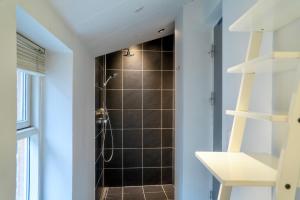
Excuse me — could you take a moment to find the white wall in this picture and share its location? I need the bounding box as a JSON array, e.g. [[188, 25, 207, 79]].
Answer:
[[0, 0, 95, 199], [175, 0, 220, 199], [222, 0, 273, 199], [273, 18, 300, 199]]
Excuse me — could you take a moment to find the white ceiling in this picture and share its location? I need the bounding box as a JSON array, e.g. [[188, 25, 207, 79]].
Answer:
[[48, 0, 188, 56]]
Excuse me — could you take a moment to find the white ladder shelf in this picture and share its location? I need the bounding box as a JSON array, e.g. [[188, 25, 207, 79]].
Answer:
[[195, 0, 300, 199]]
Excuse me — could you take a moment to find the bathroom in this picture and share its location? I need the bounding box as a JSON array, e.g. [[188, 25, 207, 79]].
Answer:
[[95, 35, 175, 200]]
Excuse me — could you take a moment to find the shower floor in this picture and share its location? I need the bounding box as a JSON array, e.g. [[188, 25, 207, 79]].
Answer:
[[103, 185, 174, 200]]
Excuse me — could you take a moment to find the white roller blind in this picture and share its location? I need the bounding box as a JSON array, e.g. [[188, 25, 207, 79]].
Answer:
[[17, 33, 46, 74]]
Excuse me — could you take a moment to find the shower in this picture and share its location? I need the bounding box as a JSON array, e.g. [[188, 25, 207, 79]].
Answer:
[[96, 72, 118, 162]]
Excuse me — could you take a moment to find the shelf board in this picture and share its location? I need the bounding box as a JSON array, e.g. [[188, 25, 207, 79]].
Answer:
[[227, 52, 300, 73], [195, 152, 278, 186], [226, 110, 288, 122], [229, 0, 300, 32]]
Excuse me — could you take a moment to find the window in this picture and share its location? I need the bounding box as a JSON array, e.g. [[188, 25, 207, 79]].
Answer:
[[16, 70, 41, 200]]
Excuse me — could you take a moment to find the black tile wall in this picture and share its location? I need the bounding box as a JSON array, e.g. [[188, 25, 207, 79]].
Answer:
[[95, 35, 175, 190]]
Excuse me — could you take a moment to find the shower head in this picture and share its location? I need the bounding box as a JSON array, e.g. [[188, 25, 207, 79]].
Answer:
[[123, 48, 134, 57], [103, 73, 118, 87]]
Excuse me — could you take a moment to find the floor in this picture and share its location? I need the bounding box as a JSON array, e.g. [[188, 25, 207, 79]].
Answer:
[[104, 185, 174, 200]]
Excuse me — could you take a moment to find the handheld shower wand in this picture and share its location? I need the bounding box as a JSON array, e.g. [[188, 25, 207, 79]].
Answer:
[[103, 73, 118, 87]]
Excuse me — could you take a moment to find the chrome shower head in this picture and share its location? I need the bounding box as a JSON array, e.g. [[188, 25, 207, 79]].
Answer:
[[103, 73, 118, 87], [123, 48, 134, 57]]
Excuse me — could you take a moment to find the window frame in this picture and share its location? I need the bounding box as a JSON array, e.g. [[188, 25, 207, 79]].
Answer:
[[16, 72, 31, 130], [16, 70, 43, 200]]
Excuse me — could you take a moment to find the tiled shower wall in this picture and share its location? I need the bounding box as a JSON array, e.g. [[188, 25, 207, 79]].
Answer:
[[95, 35, 175, 191]]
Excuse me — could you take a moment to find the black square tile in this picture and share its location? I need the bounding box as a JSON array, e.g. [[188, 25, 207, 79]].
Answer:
[[162, 110, 173, 128], [143, 38, 161, 51], [143, 110, 161, 128], [108, 110, 122, 129], [106, 70, 122, 89], [162, 129, 173, 148], [162, 148, 173, 167], [143, 129, 161, 148], [143, 71, 161, 89], [162, 52, 174, 70], [143, 51, 161, 70], [123, 110, 142, 129], [106, 51, 122, 69], [95, 135, 101, 160], [162, 168, 173, 184], [104, 130, 122, 149], [162, 91, 174, 109], [124, 149, 142, 168], [123, 50, 142, 70], [143, 90, 161, 109], [143, 168, 161, 185], [123, 90, 142, 109], [104, 169, 122, 187], [95, 160, 101, 185], [123, 169, 143, 186], [95, 56, 104, 86], [106, 90, 122, 109], [162, 35, 174, 51], [143, 185, 163, 193], [95, 88, 101, 109], [124, 71, 142, 89], [123, 129, 142, 148], [162, 71, 174, 89], [144, 192, 167, 200], [143, 149, 161, 167], [104, 149, 122, 168]]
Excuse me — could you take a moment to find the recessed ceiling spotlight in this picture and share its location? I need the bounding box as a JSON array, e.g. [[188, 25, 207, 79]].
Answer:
[[158, 28, 165, 34], [134, 6, 144, 13]]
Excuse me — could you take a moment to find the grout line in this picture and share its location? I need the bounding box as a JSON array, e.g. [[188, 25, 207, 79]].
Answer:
[[160, 38, 163, 185], [121, 48, 124, 192], [162, 185, 169, 200], [142, 186, 147, 200], [141, 42, 144, 186], [103, 166, 173, 170]]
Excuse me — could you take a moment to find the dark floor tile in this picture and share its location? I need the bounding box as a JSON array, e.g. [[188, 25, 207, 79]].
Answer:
[[143, 71, 161, 89], [162, 35, 174, 51], [143, 129, 161, 148], [162, 168, 173, 184], [162, 184, 174, 192], [108, 110, 122, 129], [107, 187, 122, 195], [123, 169, 143, 186], [106, 70, 122, 89], [143, 51, 161, 70], [162, 52, 174, 70], [162, 71, 174, 89], [144, 192, 167, 200], [104, 149, 122, 168], [143, 149, 161, 167], [143, 110, 161, 128], [123, 90, 142, 109], [106, 51, 122, 69], [123, 50, 142, 70], [143, 168, 161, 185], [143, 185, 163, 193], [124, 71, 142, 89], [123, 129, 142, 148], [123, 149, 142, 168], [143, 90, 161, 109], [123, 186, 143, 194], [162, 90, 174, 109], [162, 129, 173, 148], [143, 38, 162, 51], [123, 193, 145, 200], [104, 169, 122, 187], [162, 110, 173, 128], [106, 90, 122, 109], [123, 110, 142, 129]]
